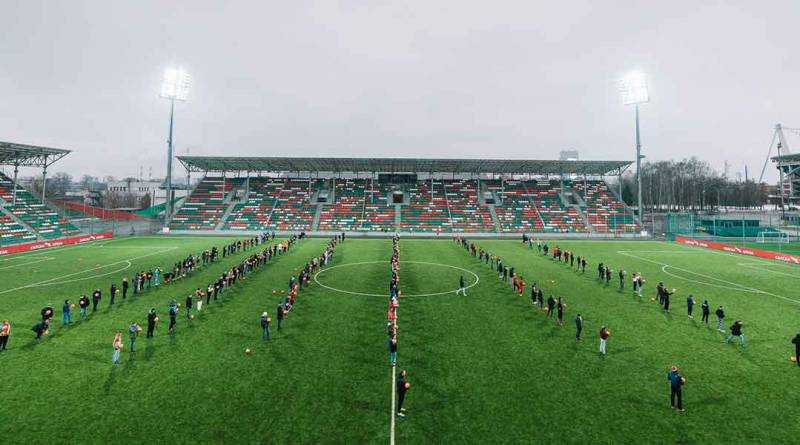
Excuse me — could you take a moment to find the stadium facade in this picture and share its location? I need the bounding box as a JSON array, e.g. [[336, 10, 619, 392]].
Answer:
[[167, 156, 641, 237]]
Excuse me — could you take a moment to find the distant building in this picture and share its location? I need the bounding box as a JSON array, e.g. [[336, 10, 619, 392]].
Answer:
[[559, 150, 579, 161]]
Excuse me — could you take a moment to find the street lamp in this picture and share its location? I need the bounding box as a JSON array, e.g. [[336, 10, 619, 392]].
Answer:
[[618, 70, 648, 229], [160, 67, 191, 226]]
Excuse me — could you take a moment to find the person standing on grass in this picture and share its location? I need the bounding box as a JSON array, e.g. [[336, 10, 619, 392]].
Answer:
[[726, 320, 745, 346], [668, 365, 686, 412], [599, 326, 610, 356], [618, 268, 626, 291], [715, 306, 725, 332], [112, 331, 123, 364], [146, 308, 157, 338], [260, 312, 271, 341], [792, 332, 800, 367], [91, 289, 101, 312], [276, 303, 284, 331], [32, 319, 49, 340], [185, 294, 193, 320], [396, 369, 410, 418], [701, 300, 710, 324], [0, 319, 10, 351], [536, 289, 545, 310], [605, 267, 612, 285], [128, 321, 140, 352], [546, 295, 556, 317], [62, 299, 72, 326], [168, 300, 178, 334], [109, 283, 117, 306], [388, 336, 398, 366], [556, 298, 566, 326], [78, 295, 89, 320], [574, 314, 583, 341], [663, 288, 673, 313], [456, 275, 467, 296], [122, 277, 129, 299], [686, 295, 695, 319]]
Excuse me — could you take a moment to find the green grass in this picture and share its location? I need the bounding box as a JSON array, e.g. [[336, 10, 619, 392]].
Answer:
[[1, 236, 799, 443], [740, 241, 800, 255]]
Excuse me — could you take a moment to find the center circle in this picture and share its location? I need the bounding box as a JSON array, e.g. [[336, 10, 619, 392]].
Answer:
[[313, 260, 480, 297]]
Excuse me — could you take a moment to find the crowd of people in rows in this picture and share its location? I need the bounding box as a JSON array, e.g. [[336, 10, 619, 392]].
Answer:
[[387, 235, 410, 419], [259, 234, 341, 343], [0, 232, 282, 353], [455, 234, 800, 412]]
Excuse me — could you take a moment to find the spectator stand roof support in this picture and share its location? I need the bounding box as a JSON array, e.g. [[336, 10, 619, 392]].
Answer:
[[0, 141, 71, 205], [176, 156, 633, 177]]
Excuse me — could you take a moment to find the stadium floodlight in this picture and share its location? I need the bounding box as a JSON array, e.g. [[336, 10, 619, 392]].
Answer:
[[160, 68, 191, 101], [618, 70, 649, 105], [160, 67, 191, 227], [619, 70, 648, 231]]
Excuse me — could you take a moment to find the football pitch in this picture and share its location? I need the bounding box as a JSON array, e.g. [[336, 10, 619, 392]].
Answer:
[[0, 235, 799, 443]]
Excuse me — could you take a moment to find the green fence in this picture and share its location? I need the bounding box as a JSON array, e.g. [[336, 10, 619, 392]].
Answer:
[[665, 213, 800, 254]]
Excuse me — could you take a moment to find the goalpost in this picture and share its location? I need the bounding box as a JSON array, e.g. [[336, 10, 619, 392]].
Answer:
[[756, 231, 790, 244]]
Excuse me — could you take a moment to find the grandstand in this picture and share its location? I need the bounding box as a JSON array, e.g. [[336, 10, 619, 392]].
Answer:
[[0, 142, 79, 245], [173, 156, 640, 236]]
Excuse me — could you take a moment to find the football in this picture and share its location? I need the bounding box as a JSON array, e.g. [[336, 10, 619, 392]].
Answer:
[[245, 348, 252, 355], [190, 315, 195, 320], [791, 356, 797, 363]]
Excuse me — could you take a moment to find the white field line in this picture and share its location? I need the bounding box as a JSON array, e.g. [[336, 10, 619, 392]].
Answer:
[[736, 262, 800, 279], [0, 247, 177, 294], [0, 252, 53, 263], [618, 250, 800, 306], [0, 256, 54, 270], [390, 364, 397, 445]]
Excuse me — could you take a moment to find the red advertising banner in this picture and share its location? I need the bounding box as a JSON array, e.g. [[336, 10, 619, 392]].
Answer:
[[675, 235, 800, 265], [0, 232, 114, 256]]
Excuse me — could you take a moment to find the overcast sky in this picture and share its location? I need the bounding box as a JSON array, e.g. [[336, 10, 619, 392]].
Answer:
[[1, 1, 797, 182]]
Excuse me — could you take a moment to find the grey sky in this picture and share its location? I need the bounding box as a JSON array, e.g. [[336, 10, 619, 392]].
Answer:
[[1, 1, 797, 181]]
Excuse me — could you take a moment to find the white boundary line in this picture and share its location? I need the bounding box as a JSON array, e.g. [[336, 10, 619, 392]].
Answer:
[[390, 364, 397, 445], [618, 250, 800, 305], [313, 260, 480, 297], [0, 256, 55, 270], [0, 247, 177, 294]]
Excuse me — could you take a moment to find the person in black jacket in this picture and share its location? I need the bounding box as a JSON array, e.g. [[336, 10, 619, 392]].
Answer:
[[276, 303, 284, 330], [91, 289, 101, 312], [701, 300, 710, 324], [122, 277, 129, 299], [396, 369, 410, 418], [725, 320, 745, 346], [792, 333, 800, 367], [715, 306, 725, 332], [109, 283, 117, 306], [146, 308, 158, 338], [546, 295, 556, 317]]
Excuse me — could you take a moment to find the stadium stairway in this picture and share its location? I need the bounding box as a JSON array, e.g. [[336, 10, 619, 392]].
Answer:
[[394, 204, 401, 229], [487, 205, 502, 232], [311, 203, 323, 231], [215, 198, 241, 230]]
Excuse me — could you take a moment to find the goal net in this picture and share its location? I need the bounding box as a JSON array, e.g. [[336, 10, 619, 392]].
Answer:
[[756, 231, 790, 243]]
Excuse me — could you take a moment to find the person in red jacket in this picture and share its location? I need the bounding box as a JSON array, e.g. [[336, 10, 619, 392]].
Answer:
[[599, 325, 611, 356]]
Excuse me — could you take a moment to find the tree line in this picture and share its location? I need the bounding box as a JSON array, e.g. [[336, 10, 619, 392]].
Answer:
[[614, 157, 768, 212]]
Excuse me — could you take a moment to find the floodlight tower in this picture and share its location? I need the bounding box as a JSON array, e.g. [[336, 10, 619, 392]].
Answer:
[[160, 67, 191, 225], [618, 71, 649, 226]]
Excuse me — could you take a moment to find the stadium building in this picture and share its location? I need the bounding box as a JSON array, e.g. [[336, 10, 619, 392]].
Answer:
[[168, 156, 640, 236]]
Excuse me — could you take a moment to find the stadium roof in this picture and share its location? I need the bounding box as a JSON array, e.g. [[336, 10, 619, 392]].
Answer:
[[0, 141, 71, 168], [772, 153, 800, 163], [177, 156, 632, 175]]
